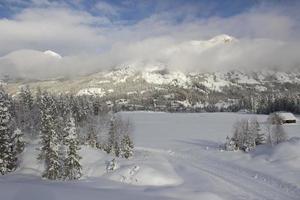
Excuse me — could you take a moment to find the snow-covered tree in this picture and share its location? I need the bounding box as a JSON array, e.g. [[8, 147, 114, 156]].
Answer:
[[232, 118, 257, 152], [266, 118, 288, 145], [86, 126, 98, 148], [248, 117, 265, 145], [271, 124, 288, 145], [63, 117, 82, 180], [121, 134, 134, 159], [106, 158, 118, 172], [17, 86, 35, 136], [224, 136, 237, 151], [104, 117, 117, 154], [13, 128, 25, 154], [104, 116, 134, 158], [38, 92, 61, 180], [0, 89, 18, 174], [43, 142, 61, 180], [114, 140, 120, 157]]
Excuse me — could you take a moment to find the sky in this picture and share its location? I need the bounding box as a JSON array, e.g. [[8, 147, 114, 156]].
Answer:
[[0, 0, 300, 79]]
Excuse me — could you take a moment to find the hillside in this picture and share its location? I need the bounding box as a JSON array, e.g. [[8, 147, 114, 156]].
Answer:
[[1, 34, 300, 113], [3, 67, 300, 113]]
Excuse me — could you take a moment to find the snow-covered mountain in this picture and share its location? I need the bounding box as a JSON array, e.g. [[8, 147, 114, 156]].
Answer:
[[1, 35, 300, 110], [4, 65, 300, 105], [43, 50, 62, 59], [74, 65, 300, 94], [0, 49, 63, 80]]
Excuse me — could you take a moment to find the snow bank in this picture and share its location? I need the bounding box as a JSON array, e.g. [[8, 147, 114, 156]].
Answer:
[[251, 137, 300, 170], [268, 137, 300, 169], [79, 146, 108, 177], [81, 146, 182, 186], [106, 150, 182, 186], [16, 142, 44, 175], [15, 144, 182, 187]]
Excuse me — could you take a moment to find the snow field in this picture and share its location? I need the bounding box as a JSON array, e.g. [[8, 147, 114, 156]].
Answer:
[[1, 112, 300, 200]]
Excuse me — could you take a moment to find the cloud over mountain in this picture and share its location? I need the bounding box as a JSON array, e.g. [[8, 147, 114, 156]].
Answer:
[[0, 1, 300, 79]]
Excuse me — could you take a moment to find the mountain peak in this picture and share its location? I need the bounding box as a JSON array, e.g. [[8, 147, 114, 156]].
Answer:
[[43, 50, 62, 59], [208, 34, 235, 43]]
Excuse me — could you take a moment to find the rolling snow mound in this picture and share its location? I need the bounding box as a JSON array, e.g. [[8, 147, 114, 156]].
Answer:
[[16, 143, 182, 187]]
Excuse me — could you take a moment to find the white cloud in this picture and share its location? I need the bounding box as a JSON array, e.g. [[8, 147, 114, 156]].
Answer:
[[0, 3, 300, 79], [0, 7, 109, 55]]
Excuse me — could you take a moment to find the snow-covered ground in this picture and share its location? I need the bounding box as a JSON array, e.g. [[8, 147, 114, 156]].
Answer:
[[1, 112, 300, 200]]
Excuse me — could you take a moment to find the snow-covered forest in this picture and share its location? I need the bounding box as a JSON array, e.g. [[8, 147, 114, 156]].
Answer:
[[0, 86, 134, 180]]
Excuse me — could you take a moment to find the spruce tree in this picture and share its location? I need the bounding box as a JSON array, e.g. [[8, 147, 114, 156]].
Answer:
[[39, 92, 61, 180], [13, 128, 25, 154], [104, 118, 115, 154], [232, 119, 256, 152], [121, 134, 134, 159], [250, 117, 265, 145], [114, 141, 120, 157], [63, 117, 82, 180], [0, 89, 17, 174], [87, 126, 97, 148], [18, 86, 34, 135]]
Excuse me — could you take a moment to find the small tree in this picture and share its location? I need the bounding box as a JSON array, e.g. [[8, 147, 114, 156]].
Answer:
[[114, 141, 120, 157], [272, 124, 288, 145], [104, 116, 134, 158], [86, 126, 98, 148], [250, 117, 265, 145], [17, 86, 36, 137], [224, 136, 237, 151], [13, 128, 25, 154], [63, 117, 82, 180], [104, 117, 117, 155], [106, 158, 118, 172], [121, 134, 134, 159], [266, 117, 288, 145], [232, 118, 257, 152]]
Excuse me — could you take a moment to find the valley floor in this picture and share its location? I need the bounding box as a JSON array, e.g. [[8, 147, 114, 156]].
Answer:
[[1, 112, 300, 200]]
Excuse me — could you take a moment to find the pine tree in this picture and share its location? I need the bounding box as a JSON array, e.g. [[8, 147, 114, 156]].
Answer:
[[13, 128, 25, 154], [63, 117, 82, 180], [232, 119, 256, 152], [104, 118, 116, 154], [17, 86, 34, 136], [107, 117, 121, 157], [0, 89, 17, 174], [114, 141, 120, 157], [121, 134, 134, 159], [86, 126, 97, 148], [32, 87, 42, 137], [38, 92, 61, 180], [44, 142, 61, 180], [250, 117, 265, 145]]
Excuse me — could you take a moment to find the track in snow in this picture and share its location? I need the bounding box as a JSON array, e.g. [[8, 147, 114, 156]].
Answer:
[[166, 149, 300, 200]]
